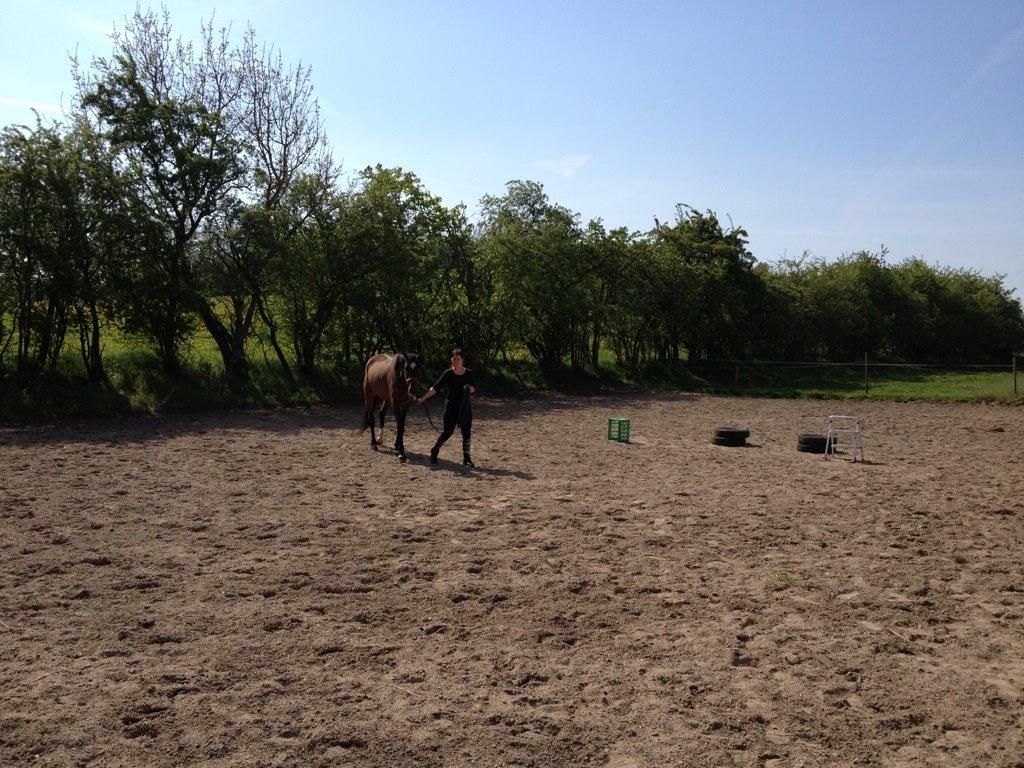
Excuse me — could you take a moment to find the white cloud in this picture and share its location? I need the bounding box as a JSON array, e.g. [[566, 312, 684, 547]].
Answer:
[[538, 153, 593, 179], [0, 96, 64, 114], [958, 19, 1024, 94]]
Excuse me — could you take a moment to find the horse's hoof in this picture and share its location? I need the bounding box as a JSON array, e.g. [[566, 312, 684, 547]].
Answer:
[[397, 453, 406, 462], [371, 443, 379, 452]]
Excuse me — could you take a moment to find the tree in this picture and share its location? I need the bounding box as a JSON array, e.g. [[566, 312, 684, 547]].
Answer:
[[582, 222, 636, 366], [477, 181, 588, 369], [650, 206, 759, 364], [78, 8, 245, 377], [196, 29, 330, 383], [603, 236, 660, 368], [269, 170, 351, 377], [431, 205, 515, 367], [351, 165, 455, 357], [0, 122, 75, 379]]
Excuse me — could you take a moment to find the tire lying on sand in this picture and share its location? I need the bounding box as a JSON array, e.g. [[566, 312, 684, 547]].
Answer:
[[797, 434, 829, 453], [712, 436, 745, 448], [714, 427, 750, 441], [796, 443, 827, 453]]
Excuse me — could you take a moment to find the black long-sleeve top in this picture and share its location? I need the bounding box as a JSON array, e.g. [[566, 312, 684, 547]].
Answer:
[[431, 368, 475, 414]]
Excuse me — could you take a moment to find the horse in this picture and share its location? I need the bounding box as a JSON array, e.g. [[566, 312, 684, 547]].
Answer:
[[359, 352, 423, 461]]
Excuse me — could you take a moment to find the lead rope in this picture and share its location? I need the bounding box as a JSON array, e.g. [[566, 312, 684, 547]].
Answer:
[[422, 399, 441, 432], [457, 386, 471, 427], [420, 384, 470, 433]]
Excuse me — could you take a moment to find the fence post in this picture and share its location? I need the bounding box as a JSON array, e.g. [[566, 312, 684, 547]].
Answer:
[[864, 353, 869, 395]]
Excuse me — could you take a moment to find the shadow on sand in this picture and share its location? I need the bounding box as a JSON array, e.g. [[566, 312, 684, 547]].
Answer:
[[376, 447, 535, 480], [0, 391, 703, 449]]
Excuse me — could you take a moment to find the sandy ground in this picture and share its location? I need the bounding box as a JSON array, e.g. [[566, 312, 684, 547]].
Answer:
[[1, 393, 1023, 768]]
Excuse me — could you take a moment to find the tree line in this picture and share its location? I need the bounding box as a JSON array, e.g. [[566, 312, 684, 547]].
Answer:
[[2, 8, 1022, 395]]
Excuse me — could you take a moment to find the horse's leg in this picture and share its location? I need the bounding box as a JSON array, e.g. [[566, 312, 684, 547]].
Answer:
[[395, 405, 407, 461], [378, 402, 388, 444], [368, 395, 380, 451]]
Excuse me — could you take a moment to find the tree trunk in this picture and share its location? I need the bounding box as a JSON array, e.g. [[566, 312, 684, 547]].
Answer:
[[193, 297, 248, 386], [256, 295, 294, 384], [342, 307, 351, 362], [77, 303, 106, 383], [158, 334, 180, 379]]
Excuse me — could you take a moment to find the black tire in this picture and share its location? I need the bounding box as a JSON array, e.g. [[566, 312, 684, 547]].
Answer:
[[797, 441, 827, 453], [714, 427, 750, 440], [797, 434, 829, 448], [712, 435, 747, 447]]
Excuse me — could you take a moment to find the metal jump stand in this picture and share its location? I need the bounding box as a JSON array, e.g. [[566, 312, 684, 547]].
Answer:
[[825, 415, 865, 462]]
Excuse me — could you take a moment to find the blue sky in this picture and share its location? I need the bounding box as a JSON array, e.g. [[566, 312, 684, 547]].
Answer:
[[3, 1, 1023, 295]]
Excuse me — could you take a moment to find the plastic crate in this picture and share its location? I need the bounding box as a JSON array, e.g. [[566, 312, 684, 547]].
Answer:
[[607, 416, 630, 443]]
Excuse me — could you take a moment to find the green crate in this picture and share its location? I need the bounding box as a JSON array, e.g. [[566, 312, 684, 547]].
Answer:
[[607, 416, 630, 443]]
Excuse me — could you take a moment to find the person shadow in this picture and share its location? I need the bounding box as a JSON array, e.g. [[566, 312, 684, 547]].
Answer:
[[399, 451, 534, 479]]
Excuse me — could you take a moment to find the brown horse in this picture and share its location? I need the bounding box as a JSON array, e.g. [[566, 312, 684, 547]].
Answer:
[[360, 352, 422, 461]]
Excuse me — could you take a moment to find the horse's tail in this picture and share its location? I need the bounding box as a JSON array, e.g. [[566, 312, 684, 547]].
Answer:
[[358, 356, 378, 433]]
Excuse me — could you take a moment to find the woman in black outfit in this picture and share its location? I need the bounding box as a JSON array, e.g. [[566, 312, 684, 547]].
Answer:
[[417, 347, 476, 466]]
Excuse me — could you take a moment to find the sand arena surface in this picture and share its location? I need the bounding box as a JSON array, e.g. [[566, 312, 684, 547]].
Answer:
[[1, 394, 1023, 767]]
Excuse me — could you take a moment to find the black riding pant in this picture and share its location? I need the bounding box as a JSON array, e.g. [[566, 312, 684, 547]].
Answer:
[[433, 407, 472, 457]]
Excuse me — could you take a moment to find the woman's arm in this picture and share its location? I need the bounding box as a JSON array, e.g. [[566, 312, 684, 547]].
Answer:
[[418, 370, 449, 404]]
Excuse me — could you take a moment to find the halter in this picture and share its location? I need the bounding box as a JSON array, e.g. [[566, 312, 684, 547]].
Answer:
[[396, 353, 420, 402]]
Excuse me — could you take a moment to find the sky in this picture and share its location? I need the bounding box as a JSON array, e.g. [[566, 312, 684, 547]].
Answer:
[[2, 0, 1023, 295]]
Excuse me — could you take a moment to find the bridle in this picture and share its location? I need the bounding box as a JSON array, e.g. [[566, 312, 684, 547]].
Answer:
[[395, 352, 427, 408]]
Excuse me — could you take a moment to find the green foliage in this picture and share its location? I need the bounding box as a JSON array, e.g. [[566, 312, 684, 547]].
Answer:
[[352, 165, 455, 356], [648, 206, 764, 363], [2, 5, 1023, 418], [0, 121, 72, 379], [761, 251, 1024, 363], [478, 181, 591, 369]]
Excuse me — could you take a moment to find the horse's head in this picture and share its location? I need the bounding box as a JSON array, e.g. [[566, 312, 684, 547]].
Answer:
[[400, 352, 423, 399]]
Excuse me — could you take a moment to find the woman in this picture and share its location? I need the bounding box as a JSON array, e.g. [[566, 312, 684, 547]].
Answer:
[[417, 347, 476, 467]]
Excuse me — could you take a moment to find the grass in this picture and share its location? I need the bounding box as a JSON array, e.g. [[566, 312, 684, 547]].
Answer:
[[680, 362, 1018, 401], [0, 338, 363, 421], [951, 554, 967, 565], [2, 326, 1021, 421], [590, 349, 1021, 401]]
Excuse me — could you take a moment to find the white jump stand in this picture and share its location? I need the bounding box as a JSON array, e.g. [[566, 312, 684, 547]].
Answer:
[[825, 415, 865, 462]]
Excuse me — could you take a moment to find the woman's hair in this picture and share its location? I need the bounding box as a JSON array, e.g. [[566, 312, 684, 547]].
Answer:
[[451, 347, 463, 359]]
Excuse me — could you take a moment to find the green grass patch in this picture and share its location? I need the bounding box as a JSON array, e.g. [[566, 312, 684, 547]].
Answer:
[[2, 327, 1021, 421], [773, 572, 796, 586], [621, 361, 1020, 402]]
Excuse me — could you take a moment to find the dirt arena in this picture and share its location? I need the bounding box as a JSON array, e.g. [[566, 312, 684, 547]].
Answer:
[[2, 394, 1022, 767]]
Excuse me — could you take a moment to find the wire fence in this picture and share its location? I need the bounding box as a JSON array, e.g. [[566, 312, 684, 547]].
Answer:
[[687, 354, 1023, 398]]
